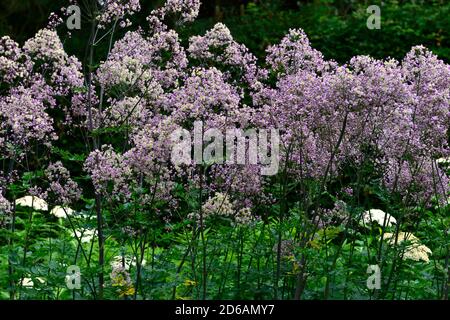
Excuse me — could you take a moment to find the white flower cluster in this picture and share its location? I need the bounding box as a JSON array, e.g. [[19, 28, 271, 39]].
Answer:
[[383, 232, 432, 263], [234, 207, 254, 226], [188, 194, 256, 226], [21, 276, 45, 288], [188, 192, 235, 225], [74, 228, 96, 243], [202, 192, 234, 216], [436, 156, 450, 166], [15, 195, 76, 219], [50, 206, 75, 218], [110, 255, 147, 270], [362, 209, 397, 227], [16, 196, 49, 211]]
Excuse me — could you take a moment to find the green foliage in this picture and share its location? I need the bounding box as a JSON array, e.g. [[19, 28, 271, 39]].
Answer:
[[181, 1, 450, 64]]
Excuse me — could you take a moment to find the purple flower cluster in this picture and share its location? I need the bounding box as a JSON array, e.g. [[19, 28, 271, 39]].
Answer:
[[253, 32, 449, 204], [97, 0, 141, 29], [148, 0, 201, 29], [188, 23, 264, 89], [0, 188, 11, 214], [1, 26, 83, 195], [45, 162, 82, 205], [0, 86, 56, 150], [84, 145, 133, 199], [1, 0, 448, 225]]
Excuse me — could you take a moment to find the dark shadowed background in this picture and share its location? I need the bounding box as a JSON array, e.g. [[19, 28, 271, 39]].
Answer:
[[0, 0, 449, 64]]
